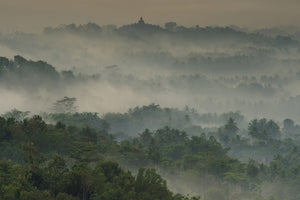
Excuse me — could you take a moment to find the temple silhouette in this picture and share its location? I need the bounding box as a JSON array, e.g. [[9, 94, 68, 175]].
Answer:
[[138, 17, 145, 25]]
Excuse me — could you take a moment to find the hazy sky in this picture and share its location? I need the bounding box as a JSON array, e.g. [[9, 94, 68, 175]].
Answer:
[[1, 0, 300, 31]]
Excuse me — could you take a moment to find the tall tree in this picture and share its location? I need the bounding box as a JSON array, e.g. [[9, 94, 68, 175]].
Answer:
[[53, 96, 77, 113]]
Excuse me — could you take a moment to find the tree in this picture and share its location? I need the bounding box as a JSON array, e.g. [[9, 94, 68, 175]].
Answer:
[[282, 118, 296, 138], [218, 117, 239, 145], [139, 129, 153, 146], [246, 159, 259, 178], [53, 96, 77, 113], [2, 109, 30, 121], [135, 168, 173, 200], [44, 155, 68, 196], [165, 22, 177, 31], [67, 141, 98, 164], [64, 162, 94, 200], [248, 119, 281, 140], [22, 115, 47, 143], [22, 143, 45, 189]]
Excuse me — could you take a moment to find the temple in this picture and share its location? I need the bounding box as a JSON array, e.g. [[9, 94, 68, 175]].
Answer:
[[138, 17, 145, 24]]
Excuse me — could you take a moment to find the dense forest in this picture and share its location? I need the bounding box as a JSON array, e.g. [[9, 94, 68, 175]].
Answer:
[[1, 19, 300, 199], [1, 104, 300, 199]]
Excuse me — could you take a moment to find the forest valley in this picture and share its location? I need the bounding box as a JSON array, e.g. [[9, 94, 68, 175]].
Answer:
[[1, 104, 300, 200], [2, 21, 300, 199]]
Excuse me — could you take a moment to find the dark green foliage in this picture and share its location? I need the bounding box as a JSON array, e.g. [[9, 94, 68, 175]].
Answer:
[[100, 104, 248, 140], [246, 159, 259, 178], [1, 112, 300, 199], [103, 104, 195, 136], [135, 168, 172, 200], [46, 112, 110, 133], [122, 127, 238, 178], [0, 115, 200, 199], [218, 118, 239, 145], [0, 155, 193, 200], [248, 119, 281, 140]]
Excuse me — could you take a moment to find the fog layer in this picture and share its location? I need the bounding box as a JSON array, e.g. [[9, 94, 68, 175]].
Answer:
[[1, 21, 300, 123]]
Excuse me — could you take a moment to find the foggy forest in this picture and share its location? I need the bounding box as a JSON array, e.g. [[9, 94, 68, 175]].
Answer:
[[1, 15, 300, 200]]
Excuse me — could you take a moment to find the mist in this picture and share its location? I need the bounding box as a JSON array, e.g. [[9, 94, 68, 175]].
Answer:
[[2, 20, 300, 200], [1, 23, 300, 122]]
